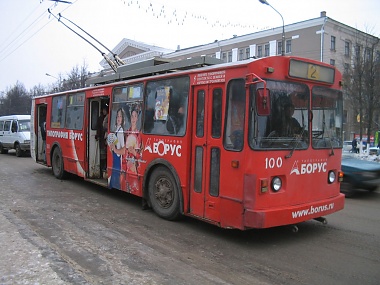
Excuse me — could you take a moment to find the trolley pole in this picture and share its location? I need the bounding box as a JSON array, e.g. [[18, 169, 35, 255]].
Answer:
[[259, 0, 285, 56]]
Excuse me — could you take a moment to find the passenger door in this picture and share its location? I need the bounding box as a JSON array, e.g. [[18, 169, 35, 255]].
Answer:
[[88, 99, 102, 178], [190, 84, 223, 222]]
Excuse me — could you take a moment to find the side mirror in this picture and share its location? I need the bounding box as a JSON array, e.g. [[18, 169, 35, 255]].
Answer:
[[256, 88, 271, 116]]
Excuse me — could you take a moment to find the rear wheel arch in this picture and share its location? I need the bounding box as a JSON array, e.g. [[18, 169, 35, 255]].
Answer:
[[143, 159, 184, 220], [51, 144, 67, 180]]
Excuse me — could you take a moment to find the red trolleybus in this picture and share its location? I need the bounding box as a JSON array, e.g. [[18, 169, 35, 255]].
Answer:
[[31, 56, 344, 230]]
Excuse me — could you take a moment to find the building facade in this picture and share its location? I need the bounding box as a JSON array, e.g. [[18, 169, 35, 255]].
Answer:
[[99, 12, 380, 141]]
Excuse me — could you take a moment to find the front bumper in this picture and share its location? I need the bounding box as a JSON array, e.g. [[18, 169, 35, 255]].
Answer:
[[244, 194, 345, 229]]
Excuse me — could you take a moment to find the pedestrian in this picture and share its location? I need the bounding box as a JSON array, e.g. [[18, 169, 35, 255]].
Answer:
[[96, 105, 108, 173], [351, 138, 357, 153]]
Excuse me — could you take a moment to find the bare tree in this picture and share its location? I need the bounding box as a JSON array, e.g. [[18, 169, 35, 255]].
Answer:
[[2, 61, 91, 113], [0, 82, 32, 115], [30, 84, 47, 97], [61, 61, 89, 91], [343, 31, 380, 145]]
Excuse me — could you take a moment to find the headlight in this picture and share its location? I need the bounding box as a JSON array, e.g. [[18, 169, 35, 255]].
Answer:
[[271, 177, 282, 192], [24, 140, 30, 144], [328, 171, 336, 183]]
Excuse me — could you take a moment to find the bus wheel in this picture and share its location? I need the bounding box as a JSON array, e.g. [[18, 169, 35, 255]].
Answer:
[[52, 147, 66, 179], [15, 144, 22, 157], [148, 166, 181, 221]]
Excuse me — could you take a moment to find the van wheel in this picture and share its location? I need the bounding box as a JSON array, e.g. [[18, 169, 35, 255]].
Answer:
[[52, 147, 66, 179], [0, 144, 8, 154], [148, 166, 181, 221], [15, 144, 22, 157]]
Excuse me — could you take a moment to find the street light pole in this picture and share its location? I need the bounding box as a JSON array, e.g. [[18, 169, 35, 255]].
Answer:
[[45, 73, 58, 80], [46, 73, 62, 91], [259, 0, 285, 56]]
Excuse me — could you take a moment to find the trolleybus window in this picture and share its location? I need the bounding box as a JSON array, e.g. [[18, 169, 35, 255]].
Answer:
[[143, 77, 189, 136], [250, 80, 309, 149], [224, 79, 245, 151], [66, 92, 85, 130], [111, 84, 143, 133], [311, 87, 343, 148], [209, 147, 221, 196], [51, 95, 66, 128], [196, 90, 205, 138], [212, 88, 222, 138]]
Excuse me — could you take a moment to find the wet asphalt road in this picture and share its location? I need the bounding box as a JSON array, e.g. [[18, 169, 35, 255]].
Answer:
[[0, 152, 379, 285]]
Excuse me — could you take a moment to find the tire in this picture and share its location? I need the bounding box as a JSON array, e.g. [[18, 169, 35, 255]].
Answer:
[[15, 144, 22, 157], [148, 166, 181, 221], [0, 144, 8, 154], [340, 179, 355, 198], [52, 147, 66, 179], [367, 186, 378, 192]]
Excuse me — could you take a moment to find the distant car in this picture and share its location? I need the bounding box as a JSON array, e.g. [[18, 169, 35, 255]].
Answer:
[[341, 156, 380, 197], [343, 141, 352, 152], [368, 147, 380, 156]]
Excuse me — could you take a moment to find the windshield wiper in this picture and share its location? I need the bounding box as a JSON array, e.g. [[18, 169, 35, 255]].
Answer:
[[285, 126, 306, 159], [327, 137, 335, 156]]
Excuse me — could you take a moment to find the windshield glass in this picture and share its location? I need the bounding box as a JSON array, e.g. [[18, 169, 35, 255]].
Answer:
[[249, 80, 309, 150], [311, 86, 343, 149], [18, 120, 30, 132]]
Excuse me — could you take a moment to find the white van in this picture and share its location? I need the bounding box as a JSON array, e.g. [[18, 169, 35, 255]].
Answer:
[[0, 115, 31, 157]]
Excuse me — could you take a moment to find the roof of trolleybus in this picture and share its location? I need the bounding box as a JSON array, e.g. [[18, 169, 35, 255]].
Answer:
[[34, 56, 340, 97]]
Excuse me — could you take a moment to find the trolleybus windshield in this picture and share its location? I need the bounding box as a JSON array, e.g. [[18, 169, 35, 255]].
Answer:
[[250, 80, 343, 151], [249, 80, 310, 150]]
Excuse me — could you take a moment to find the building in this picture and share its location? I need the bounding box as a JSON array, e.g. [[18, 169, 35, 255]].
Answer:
[[98, 11, 380, 141]]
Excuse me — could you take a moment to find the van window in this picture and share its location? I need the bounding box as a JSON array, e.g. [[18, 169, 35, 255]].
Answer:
[[4, 121, 11, 132], [18, 120, 30, 131]]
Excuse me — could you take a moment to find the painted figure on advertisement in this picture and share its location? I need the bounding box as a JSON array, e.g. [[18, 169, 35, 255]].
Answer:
[[125, 104, 144, 194], [108, 108, 125, 189], [126, 104, 143, 174]]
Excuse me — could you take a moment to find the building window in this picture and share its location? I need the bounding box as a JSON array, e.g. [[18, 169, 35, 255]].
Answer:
[[365, 47, 372, 61], [286, 40, 291, 53], [277, 41, 283, 55], [355, 45, 361, 59], [257, 45, 263, 58], [344, 41, 350, 57], [222, 52, 227, 63], [264, 44, 270, 57], [239, 49, 244, 61], [330, 59, 335, 66], [228, 51, 232, 62], [330, 36, 336, 51], [245, 47, 250, 59]]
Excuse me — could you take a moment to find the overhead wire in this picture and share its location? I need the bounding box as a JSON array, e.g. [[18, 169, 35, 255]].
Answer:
[[0, 0, 78, 63], [0, 2, 41, 52]]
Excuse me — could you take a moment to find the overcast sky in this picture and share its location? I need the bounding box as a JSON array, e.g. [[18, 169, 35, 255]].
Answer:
[[0, 0, 379, 93]]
